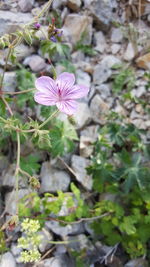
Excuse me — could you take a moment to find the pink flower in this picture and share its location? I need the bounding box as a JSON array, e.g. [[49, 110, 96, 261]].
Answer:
[[34, 72, 89, 115]]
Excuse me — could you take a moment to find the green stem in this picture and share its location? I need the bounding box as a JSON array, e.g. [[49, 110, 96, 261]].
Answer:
[[15, 131, 21, 215], [0, 48, 12, 91], [38, 109, 59, 129]]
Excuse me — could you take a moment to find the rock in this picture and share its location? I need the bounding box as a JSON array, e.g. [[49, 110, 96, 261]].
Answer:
[[96, 83, 111, 99], [18, 0, 34, 12], [71, 155, 93, 190], [40, 162, 70, 193], [84, 0, 117, 31], [80, 125, 99, 158], [5, 189, 31, 215], [71, 51, 85, 63], [14, 44, 34, 62], [132, 119, 147, 130], [79, 136, 95, 158], [111, 28, 123, 43], [45, 220, 84, 237], [1, 164, 27, 188], [36, 255, 74, 267], [136, 52, 150, 70], [93, 56, 121, 85], [67, 0, 81, 11], [63, 14, 93, 45], [94, 31, 106, 53], [111, 43, 121, 54], [90, 94, 110, 124], [0, 252, 16, 267], [124, 258, 148, 267], [74, 102, 91, 129], [11, 243, 22, 258], [24, 55, 46, 72], [124, 43, 135, 61], [113, 100, 127, 116], [76, 69, 91, 89], [131, 86, 146, 98], [0, 155, 9, 173], [2, 72, 16, 92], [63, 234, 94, 251], [0, 10, 32, 36], [38, 228, 53, 253], [93, 64, 112, 85]]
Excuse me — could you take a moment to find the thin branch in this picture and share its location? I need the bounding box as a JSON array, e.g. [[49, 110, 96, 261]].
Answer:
[[1, 96, 13, 116], [1, 88, 35, 95]]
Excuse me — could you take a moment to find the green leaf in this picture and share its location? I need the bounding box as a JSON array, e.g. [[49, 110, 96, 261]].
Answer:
[[20, 154, 40, 176]]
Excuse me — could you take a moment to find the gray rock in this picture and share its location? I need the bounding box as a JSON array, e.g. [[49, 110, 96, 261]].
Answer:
[[96, 83, 111, 99], [67, 0, 81, 11], [124, 43, 135, 61], [124, 258, 148, 267], [94, 31, 106, 53], [11, 243, 22, 257], [2, 72, 16, 92], [71, 155, 93, 190], [111, 28, 123, 43], [63, 14, 93, 45], [38, 228, 53, 253], [84, 0, 117, 31], [90, 94, 110, 124], [93, 63, 112, 85], [131, 86, 146, 98], [45, 220, 84, 237], [63, 234, 94, 251], [132, 119, 147, 130], [14, 44, 34, 62], [76, 69, 91, 89], [0, 155, 9, 173], [5, 189, 31, 216], [111, 43, 121, 54], [1, 164, 27, 188], [40, 162, 70, 193], [0, 11, 32, 36], [93, 56, 121, 85], [36, 255, 74, 267], [80, 125, 99, 158], [18, 0, 34, 12], [0, 252, 16, 267], [24, 55, 46, 72], [74, 102, 91, 129]]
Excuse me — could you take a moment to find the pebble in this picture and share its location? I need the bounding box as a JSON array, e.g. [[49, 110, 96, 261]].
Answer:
[[74, 102, 91, 129], [40, 162, 70, 193], [24, 55, 46, 72], [63, 14, 93, 45], [94, 31, 106, 53], [18, 0, 34, 12], [67, 0, 81, 11], [111, 28, 123, 43], [124, 43, 135, 61], [90, 94, 110, 124], [0, 252, 16, 267], [71, 155, 93, 190]]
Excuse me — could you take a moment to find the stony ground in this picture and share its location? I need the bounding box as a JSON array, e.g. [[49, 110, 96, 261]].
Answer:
[[0, 0, 150, 266]]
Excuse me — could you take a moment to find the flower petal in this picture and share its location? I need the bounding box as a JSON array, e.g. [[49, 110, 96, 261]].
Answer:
[[35, 76, 57, 95], [62, 84, 89, 99], [56, 72, 75, 92], [56, 100, 77, 115], [34, 91, 56, 106]]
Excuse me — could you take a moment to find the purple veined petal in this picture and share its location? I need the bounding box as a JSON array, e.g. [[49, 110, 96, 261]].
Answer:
[[62, 84, 89, 100], [35, 76, 57, 95], [56, 100, 77, 115], [56, 72, 75, 92], [34, 91, 56, 106]]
